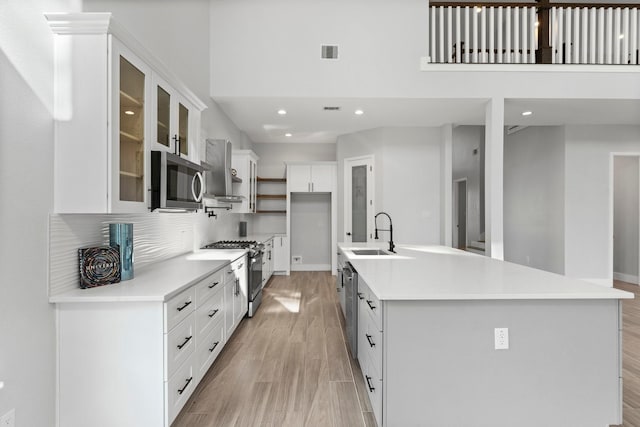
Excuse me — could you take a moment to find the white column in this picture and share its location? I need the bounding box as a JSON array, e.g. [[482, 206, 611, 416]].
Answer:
[[485, 98, 505, 260], [441, 124, 453, 247]]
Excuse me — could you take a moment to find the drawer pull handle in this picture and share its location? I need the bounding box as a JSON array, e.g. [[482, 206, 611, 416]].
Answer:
[[238, 263, 244, 269], [365, 375, 375, 392], [208, 281, 219, 289], [177, 377, 193, 395], [176, 301, 192, 312], [227, 270, 234, 275], [357, 292, 364, 300], [366, 300, 376, 310], [208, 309, 219, 318], [366, 334, 375, 347], [177, 335, 193, 350], [208, 341, 220, 352]]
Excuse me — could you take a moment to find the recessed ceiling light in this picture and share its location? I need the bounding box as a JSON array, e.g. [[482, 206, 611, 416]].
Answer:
[[285, 133, 292, 137], [354, 109, 364, 115], [522, 111, 533, 116], [277, 109, 287, 115], [619, 34, 625, 40], [124, 110, 135, 115]]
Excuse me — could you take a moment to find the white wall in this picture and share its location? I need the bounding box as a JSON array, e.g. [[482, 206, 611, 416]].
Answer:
[[565, 125, 640, 285], [453, 126, 485, 244], [613, 156, 639, 283], [290, 193, 332, 270], [504, 126, 565, 274], [0, 1, 80, 425], [337, 127, 442, 245]]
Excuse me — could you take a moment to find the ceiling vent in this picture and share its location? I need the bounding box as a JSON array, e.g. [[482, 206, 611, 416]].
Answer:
[[507, 125, 528, 135], [321, 45, 339, 59], [323, 106, 341, 111]]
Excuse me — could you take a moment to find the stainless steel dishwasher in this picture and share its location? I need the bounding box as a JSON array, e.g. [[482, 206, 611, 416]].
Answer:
[[343, 262, 358, 359]]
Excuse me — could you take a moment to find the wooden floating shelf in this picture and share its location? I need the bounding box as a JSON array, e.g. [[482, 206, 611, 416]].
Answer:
[[257, 177, 286, 183], [257, 194, 286, 200], [256, 210, 286, 214]]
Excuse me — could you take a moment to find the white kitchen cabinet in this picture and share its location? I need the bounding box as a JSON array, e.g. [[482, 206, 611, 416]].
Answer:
[[273, 234, 290, 273], [287, 163, 336, 193], [152, 74, 199, 163], [225, 255, 248, 337], [54, 262, 232, 427], [232, 150, 259, 213], [46, 13, 206, 213]]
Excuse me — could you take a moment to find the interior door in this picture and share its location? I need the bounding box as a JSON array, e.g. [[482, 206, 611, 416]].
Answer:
[[344, 156, 375, 243]]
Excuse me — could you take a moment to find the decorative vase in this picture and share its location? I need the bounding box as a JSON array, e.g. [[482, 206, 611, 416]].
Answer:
[[109, 223, 134, 281]]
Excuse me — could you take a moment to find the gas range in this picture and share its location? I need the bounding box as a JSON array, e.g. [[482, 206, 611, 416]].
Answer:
[[202, 240, 258, 250]]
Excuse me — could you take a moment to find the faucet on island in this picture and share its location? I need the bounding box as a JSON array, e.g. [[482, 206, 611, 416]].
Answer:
[[374, 211, 395, 253]]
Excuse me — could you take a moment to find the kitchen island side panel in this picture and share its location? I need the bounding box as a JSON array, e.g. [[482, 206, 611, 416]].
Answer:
[[384, 299, 621, 427], [58, 302, 165, 427]]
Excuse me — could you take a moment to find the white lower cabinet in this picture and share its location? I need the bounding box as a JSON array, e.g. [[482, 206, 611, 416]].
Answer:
[[55, 260, 246, 427], [358, 277, 384, 426], [273, 234, 290, 273]]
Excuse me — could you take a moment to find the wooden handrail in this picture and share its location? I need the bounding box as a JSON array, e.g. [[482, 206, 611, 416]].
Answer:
[[429, 2, 640, 8]]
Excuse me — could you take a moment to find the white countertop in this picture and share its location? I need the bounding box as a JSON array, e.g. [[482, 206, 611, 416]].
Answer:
[[50, 250, 247, 304], [339, 243, 633, 301]]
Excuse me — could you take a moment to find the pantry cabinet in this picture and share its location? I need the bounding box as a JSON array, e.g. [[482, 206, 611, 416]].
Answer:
[[46, 13, 206, 213]]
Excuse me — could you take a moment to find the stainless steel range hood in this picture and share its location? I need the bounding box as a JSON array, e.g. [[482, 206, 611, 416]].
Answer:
[[202, 139, 243, 203]]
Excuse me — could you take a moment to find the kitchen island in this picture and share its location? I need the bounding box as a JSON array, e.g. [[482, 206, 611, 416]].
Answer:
[[339, 243, 632, 427]]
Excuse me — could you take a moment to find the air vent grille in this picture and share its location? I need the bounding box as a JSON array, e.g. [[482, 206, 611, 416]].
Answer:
[[323, 106, 341, 111], [321, 45, 339, 59]]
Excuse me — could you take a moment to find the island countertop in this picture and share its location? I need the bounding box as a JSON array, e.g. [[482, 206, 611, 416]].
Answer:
[[339, 243, 633, 301]]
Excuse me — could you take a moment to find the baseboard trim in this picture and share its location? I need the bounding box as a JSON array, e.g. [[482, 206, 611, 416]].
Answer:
[[614, 272, 639, 285], [291, 264, 331, 272]]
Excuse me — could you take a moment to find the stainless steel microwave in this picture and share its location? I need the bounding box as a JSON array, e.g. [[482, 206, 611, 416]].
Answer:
[[150, 151, 204, 211]]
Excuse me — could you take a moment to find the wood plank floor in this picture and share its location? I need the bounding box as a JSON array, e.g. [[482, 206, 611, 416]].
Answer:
[[614, 280, 640, 427], [173, 271, 375, 427]]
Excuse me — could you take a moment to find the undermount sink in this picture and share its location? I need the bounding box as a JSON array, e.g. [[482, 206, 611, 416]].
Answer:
[[351, 249, 390, 256]]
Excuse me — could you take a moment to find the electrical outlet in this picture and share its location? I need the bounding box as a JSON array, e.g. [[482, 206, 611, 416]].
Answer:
[[494, 328, 509, 350], [0, 409, 15, 427], [292, 256, 302, 264]]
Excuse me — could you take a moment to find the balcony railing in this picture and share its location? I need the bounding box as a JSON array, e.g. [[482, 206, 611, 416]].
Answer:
[[428, 2, 640, 64]]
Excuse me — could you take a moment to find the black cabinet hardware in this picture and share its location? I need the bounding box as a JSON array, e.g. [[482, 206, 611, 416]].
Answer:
[[208, 281, 219, 289], [366, 334, 375, 347], [357, 292, 364, 300], [177, 377, 193, 395], [365, 375, 375, 392], [208, 309, 219, 318], [208, 341, 220, 352], [366, 300, 376, 310], [177, 335, 192, 350], [176, 301, 192, 312]]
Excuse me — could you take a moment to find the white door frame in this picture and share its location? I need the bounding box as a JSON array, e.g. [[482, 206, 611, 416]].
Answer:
[[610, 153, 640, 286], [344, 155, 375, 243], [453, 178, 468, 249]]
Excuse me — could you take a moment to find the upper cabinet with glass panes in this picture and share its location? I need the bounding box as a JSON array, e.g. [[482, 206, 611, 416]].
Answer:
[[152, 75, 198, 163], [46, 13, 206, 213]]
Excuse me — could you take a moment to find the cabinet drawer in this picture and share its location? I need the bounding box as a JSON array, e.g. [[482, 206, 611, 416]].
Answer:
[[362, 356, 383, 426], [165, 313, 195, 380], [195, 267, 226, 307], [195, 288, 224, 337], [165, 287, 195, 332], [359, 281, 382, 332], [361, 314, 383, 375], [166, 352, 196, 425], [197, 319, 225, 379]]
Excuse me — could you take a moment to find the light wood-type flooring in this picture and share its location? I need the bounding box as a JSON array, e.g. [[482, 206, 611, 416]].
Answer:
[[614, 280, 640, 427], [173, 271, 376, 427]]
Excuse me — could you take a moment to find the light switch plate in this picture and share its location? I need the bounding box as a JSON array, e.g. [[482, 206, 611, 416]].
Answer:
[[494, 327, 509, 350], [0, 408, 15, 427]]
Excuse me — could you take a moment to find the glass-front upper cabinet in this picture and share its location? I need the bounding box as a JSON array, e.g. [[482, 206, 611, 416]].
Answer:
[[153, 76, 196, 162]]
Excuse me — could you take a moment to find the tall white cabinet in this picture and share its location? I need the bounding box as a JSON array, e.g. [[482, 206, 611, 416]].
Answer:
[[46, 13, 206, 213], [286, 162, 337, 275]]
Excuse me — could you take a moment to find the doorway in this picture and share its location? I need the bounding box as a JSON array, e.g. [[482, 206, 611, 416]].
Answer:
[[613, 155, 640, 285], [344, 155, 375, 243], [453, 178, 468, 249]]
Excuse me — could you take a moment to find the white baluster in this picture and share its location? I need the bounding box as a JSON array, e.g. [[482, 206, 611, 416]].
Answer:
[[598, 8, 605, 64], [581, 7, 588, 63], [631, 8, 638, 64], [481, 7, 487, 63], [430, 6, 436, 63], [614, 7, 621, 64], [439, 6, 445, 63], [551, 7, 557, 64], [623, 8, 630, 64], [465, 7, 471, 63], [573, 8, 580, 63], [589, 7, 596, 63], [521, 7, 528, 63], [472, 5, 479, 63], [497, 7, 503, 64], [514, 7, 520, 63], [489, 7, 495, 63], [557, 8, 564, 63], [565, 6, 572, 64], [506, 7, 512, 63], [455, 6, 462, 63], [447, 6, 453, 63], [531, 7, 537, 64]]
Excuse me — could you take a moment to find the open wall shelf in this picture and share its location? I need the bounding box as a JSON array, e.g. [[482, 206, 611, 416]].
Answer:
[[256, 177, 287, 214]]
